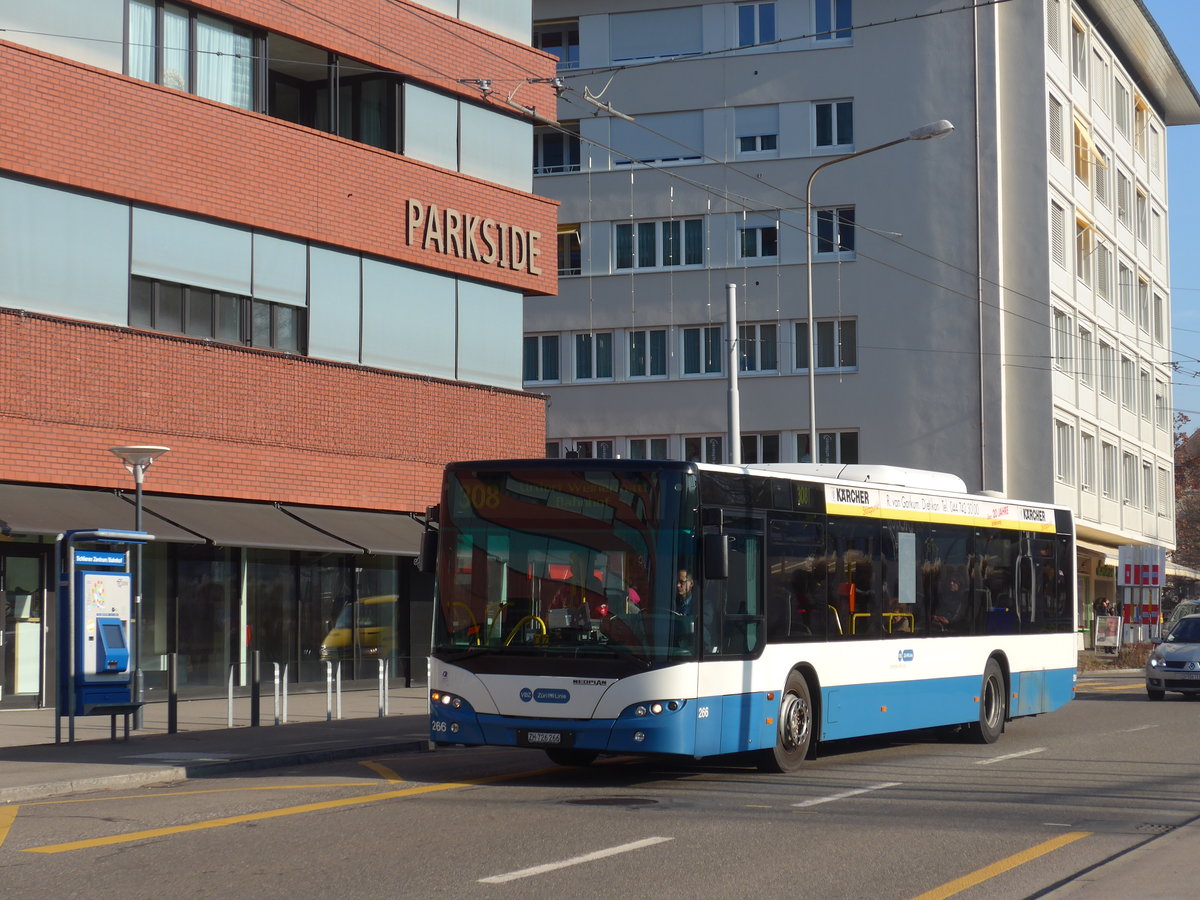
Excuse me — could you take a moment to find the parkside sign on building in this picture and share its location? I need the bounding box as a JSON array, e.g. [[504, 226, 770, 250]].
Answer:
[[406, 199, 542, 275]]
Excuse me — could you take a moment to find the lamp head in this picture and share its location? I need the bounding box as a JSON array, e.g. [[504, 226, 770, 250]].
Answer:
[[907, 119, 955, 141], [110, 445, 170, 472]]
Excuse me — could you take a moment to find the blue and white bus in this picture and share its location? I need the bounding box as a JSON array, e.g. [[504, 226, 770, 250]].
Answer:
[[426, 460, 1076, 772]]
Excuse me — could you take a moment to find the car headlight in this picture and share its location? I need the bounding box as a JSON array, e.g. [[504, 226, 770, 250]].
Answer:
[[1149, 653, 1165, 668]]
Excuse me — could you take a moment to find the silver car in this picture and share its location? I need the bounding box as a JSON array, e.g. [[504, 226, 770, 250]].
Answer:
[[1146, 613, 1200, 701]]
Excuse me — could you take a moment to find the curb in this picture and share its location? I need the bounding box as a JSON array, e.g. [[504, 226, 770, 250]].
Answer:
[[0, 738, 435, 806]]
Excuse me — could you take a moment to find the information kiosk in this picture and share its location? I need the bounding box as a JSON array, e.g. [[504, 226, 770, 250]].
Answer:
[[56, 529, 153, 743]]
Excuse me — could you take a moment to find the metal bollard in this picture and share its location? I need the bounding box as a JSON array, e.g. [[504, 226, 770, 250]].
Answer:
[[273, 662, 281, 726], [325, 660, 334, 721], [167, 653, 178, 734], [385, 659, 390, 716], [336, 660, 342, 720], [250, 650, 261, 727], [228, 665, 235, 727], [282, 663, 289, 724], [378, 658, 386, 718]]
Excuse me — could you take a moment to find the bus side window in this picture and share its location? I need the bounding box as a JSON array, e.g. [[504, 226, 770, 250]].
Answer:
[[705, 526, 764, 656], [766, 516, 827, 642]]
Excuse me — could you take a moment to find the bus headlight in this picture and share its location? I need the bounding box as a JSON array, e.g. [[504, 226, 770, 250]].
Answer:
[[431, 690, 464, 709], [630, 699, 684, 718]]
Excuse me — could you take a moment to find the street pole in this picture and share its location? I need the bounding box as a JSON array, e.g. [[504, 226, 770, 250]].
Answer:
[[727, 282, 741, 465], [803, 120, 954, 460]]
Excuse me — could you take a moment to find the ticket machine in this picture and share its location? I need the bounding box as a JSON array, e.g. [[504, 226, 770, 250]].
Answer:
[[56, 530, 152, 740]]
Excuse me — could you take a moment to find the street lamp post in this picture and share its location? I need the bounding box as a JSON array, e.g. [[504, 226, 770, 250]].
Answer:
[[110, 445, 170, 729], [803, 119, 955, 460]]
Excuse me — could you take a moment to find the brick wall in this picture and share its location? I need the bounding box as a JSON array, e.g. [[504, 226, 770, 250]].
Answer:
[[1, 310, 546, 513], [0, 40, 559, 295]]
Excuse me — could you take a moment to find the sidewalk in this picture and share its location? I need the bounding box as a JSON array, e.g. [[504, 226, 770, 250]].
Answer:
[[0, 686, 433, 805]]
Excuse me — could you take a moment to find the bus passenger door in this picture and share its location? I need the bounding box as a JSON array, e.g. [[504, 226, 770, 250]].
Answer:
[[695, 518, 765, 756]]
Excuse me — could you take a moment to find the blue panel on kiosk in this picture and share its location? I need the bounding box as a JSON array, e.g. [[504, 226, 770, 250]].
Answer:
[[95, 616, 130, 673]]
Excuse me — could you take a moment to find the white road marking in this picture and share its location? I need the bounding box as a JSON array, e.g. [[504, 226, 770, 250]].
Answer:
[[478, 836, 674, 883], [1117, 724, 1158, 734], [792, 782, 901, 808], [976, 747, 1046, 765]]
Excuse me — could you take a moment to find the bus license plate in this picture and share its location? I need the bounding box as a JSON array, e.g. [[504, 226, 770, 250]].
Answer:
[[518, 729, 572, 747]]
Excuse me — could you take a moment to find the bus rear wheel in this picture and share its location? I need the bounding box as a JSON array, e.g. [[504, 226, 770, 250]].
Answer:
[[756, 671, 814, 773], [965, 659, 1006, 744], [545, 749, 598, 767]]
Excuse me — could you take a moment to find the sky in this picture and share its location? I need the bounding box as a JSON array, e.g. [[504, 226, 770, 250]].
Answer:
[[1142, 1, 1200, 426]]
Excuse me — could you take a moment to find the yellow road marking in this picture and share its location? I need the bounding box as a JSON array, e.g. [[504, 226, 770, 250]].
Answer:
[[25, 784, 375, 807], [909, 831, 1091, 900], [358, 760, 403, 783], [0, 806, 18, 849], [1078, 683, 1143, 692], [24, 769, 555, 854]]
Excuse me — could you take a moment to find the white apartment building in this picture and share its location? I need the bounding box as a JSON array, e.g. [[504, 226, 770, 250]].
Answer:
[[524, 0, 1200, 607]]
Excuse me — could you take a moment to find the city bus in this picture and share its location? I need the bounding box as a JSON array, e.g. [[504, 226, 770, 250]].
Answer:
[[426, 459, 1076, 772]]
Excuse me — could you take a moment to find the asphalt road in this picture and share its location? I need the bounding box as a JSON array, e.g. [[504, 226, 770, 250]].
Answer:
[[1, 671, 1196, 899]]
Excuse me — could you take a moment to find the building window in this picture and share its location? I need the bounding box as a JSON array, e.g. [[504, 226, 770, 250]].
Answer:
[[1120, 354, 1135, 410], [1050, 202, 1066, 268], [535, 122, 581, 174], [1136, 190, 1148, 244], [815, 0, 852, 41], [575, 332, 613, 381], [615, 219, 704, 269], [128, 1, 256, 110], [1099, 341, 1116, 399], [558, 228, 582, 276], [1134, 98, 1149, 157], [814, 100, 853, 148], [1118, 262, 1134, 318], [741, 433, 781, 464], [798, 431, 859, 464], [1094, 240, 1111, 300], [1075, 221, 1092, 286], [1092, 51, 1109, 111], [736, 105, 780, 155], [545, 441, 561, 459], [1138, 279, 1150, 333], [523, 334, 560, 383], [1094, 145, 1110, 207], [1046, 0, 1061, 55], [629, 329, 668, 378], [1155, 381, 1169, 429], [1080, 432, 1096, 493], [1154, 293, 1165, 344], [1122, 452, 1138, 506], [1078, 326, 1094, 386], [1048, 96, 1064, 160], [1073, 119, 1090, 185], [1070, 19, 1087, 85], [738, 2, 776, 47], [1102, 441, 1118, 499], [1159, 468, 1172, 518], [1055, 420, 1075, 485], [571, 440, 614, 460], [795, 319, 856, 371], [1116, 170, 1132, 227], [1114, 79, 1130, 136], [1149, 124, 1162, 177], [533, 20, 579, 70], [739, 225, 779, 259], [1140, 368, 1152, 421], [684, 435, 724, 464], [1152, 208, 1164, 260], [1053, 309, 1072, 371], [738, 323, 778, 372], [683, 326, 723, 375], [815, 207, 855, 256], [1142, 461, 1154, 512], [739, 132, 778, 153], [629, 437, 668, 460], [130, 276, 304, 352]]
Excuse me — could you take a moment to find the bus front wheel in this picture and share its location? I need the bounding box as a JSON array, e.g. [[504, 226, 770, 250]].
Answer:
[[966, 659, 1006, 744], [756, 671, 814, 773]]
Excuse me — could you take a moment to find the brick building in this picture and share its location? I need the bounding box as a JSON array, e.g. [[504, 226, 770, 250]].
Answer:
[[0, 0, 556, 707]]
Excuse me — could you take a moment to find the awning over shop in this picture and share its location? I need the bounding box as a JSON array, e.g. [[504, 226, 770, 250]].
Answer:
[[138, 496, 363, 553], [0, 483, 201, 543], [280, 505, 423, 556], [1076, 539, 1118, 566], [0, 483, 422, 556]]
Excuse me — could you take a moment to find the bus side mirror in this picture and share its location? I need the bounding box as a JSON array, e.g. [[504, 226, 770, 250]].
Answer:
[[703, 533, 729, 580], [416, 530, 438, 574]]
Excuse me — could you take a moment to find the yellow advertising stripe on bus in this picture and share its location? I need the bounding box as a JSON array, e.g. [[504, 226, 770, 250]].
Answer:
[[24, 769, 553, 855], [0, 806, 18, 850], [909, 831, 1091, 900], [824, 501, 1057, 533]]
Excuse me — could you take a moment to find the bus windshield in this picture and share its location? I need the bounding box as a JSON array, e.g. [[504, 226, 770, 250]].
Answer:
[[433, 464, 699, 667]]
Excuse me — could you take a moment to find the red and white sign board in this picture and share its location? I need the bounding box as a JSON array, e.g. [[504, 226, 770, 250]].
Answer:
[[1117, 544, 1167, 587]]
